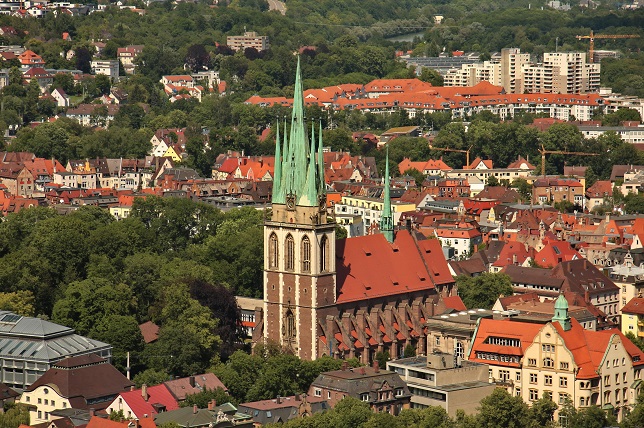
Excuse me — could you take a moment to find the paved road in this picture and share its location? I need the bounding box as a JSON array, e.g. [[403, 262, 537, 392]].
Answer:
[[267, 0, 286, 15]]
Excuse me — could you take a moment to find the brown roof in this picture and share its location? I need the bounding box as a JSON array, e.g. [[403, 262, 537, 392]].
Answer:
[[27, 355, 134, 410], [139, 321, 159, 344], [163, 374, 227, 401], [621, 297, 644, 316]]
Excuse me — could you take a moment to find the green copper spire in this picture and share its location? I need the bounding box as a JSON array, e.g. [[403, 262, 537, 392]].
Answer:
[[272, 118, 284, 204], [552, 294, 571, 331], [301, 121, 318, 206], [318, 120, 325, 194], [380, 146, 394, 243], [270, 56, 324, 208]]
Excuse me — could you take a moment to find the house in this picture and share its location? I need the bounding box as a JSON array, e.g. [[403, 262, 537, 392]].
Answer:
[[23, 67, 53, 91], [154, 402, 252, 427], [532, 177, 584, 207], [503, 259, 621, 323], [21, 355, 133, 424], [163, 374, 227, 402], [105, 384, 178, 420], [387, 353, 494, 417], [117, 45, 144, 74], [51, 87, 70, 107], [237, 395, 328, 425], [90, 60, 119, 81], [308, 363, 411, 415], [18, 50, 44, 67], [585, 180, 613, 212], [469, 295, 644, 422]]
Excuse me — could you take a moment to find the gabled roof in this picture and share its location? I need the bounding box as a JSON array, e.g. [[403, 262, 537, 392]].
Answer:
[[534, 240, 581, 268], [622, 297, 644, 316], [138, 321, 159, 344], [163, 373, 227, 401], [586, 180, 612, 198], [468, 318, 543, 367], [335, 230, 453, 304], [118, 385, 179, 418]]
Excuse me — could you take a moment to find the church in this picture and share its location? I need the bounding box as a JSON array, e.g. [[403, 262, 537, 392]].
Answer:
[[252, 59, 458, 363]]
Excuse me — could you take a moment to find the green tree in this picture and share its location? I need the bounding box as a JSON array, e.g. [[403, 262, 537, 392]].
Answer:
[[418, 67, 444, 86], [511, 178, 532, 202], [529, 393, 558, 427], [133, 368, 170, 388], [456, 273, 513, 310], [403, 168, 424, 186], [477, 388, 531, 428], [181, 387, 238, 408], [0, 290, 35, 316]]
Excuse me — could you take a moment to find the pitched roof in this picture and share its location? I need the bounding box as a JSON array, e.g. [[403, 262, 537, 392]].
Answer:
[[138, 321, 159, 344], [27, 356, 134, 410], [622, 297, 644, 316], [335, 230, 453, 304], [118, 385, 179, 418], [163, 374, 227, 401]]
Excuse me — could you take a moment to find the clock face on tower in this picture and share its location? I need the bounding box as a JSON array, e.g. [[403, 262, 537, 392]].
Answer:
[[318, 194, 327, 211], [286, 194, 296, 210]]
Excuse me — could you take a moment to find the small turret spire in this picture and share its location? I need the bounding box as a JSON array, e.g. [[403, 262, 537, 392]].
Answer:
[[380, 146, 394, 243], [272, 118, 284, 204], [552, 294, 571, 331]]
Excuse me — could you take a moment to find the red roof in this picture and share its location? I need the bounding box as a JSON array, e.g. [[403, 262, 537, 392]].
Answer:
[[443, 296, 467, 311], [468, 318, 543, 368], [117, 385, 179, 418], [138, 321, 159, 344], [335, 230, 453, 304], [534, 240, 581, 268], [622, 297, 644, 316]]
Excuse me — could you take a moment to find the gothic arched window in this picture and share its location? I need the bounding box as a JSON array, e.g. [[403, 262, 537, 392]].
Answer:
[[285, 234, 295, 271], [269, 233, 278, 269], [320, 234, 329, 272], [284, 309, 296, 339], [301, 236, 311, 272]]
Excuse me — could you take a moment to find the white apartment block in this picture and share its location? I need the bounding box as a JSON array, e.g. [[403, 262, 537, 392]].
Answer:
[[444, 49, 600, 94], [90, 60, 120, 81]]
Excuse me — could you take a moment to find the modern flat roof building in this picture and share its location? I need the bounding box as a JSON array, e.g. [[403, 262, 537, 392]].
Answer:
[[387, 353, 494, 416], [0, 310, 111, 391]]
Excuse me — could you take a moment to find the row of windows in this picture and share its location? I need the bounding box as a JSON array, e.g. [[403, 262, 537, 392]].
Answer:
[[476, 352, 520, 364], [486, 336, 521, 348], [268, 233, 329, 273]]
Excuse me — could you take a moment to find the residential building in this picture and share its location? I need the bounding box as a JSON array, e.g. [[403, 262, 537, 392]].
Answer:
[[468, 295, 644, 422], [503, 259, 621, 323], [90, 60, 119, 81], [163, 374, 227, 402], [21, 355, 133, 424], [226, 31, 269, 52], [237, 395, 328, 425], [18, 50, 44, 67], [586, 180, 613, 211], [308, 363, 411, 415], [532, 177, 584, 207], [500, 48, 531, 93], [51, 87, 70, 107], [117, 45, 144, 74], [105, 384, 179, 420], [387, 353, 494, 415], [621, 297, 644, 339], [0, 311, 111, 391], [333, 194, 415, 235], [236, 296, 262, 339], [154, 402, 253, 427]]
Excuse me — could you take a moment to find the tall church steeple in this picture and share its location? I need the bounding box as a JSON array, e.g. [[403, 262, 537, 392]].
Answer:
[[271, 56, 323, 209], [263, 57, 336, 360], [380, 147, 394, 243]]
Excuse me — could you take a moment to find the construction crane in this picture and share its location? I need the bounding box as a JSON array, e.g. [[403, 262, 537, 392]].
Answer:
[[538, 145, 599, 176], [429, 145, 473, 168], [575, 30, 640, 63]]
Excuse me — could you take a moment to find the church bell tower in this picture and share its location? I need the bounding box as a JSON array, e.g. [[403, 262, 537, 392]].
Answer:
[[263, 57, 336, 360]]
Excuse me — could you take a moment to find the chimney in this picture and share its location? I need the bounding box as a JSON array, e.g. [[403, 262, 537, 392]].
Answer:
[[373, 360, 379, 373], [141, 384, 148, 401], [193, 405, 198, 414], [189, 376, 195, 388], [406, 218, 412, 233], [207, 399, 216, 410], [89, 408, 95, 418], [276, 396, 282, 404]]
